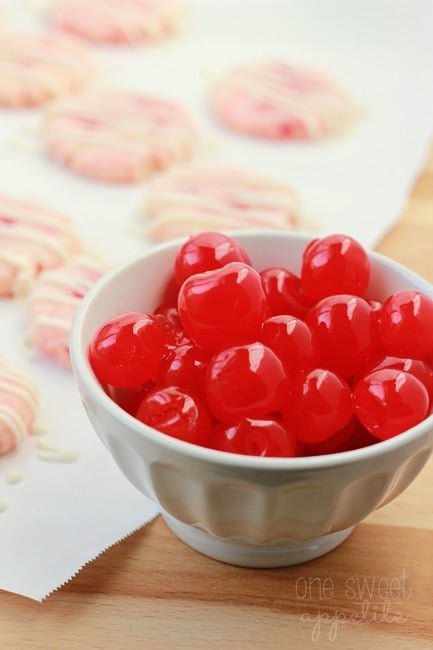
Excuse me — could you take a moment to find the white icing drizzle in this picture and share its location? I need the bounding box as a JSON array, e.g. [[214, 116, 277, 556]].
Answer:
[[28, 290, 82, 309], [0, 197, 74, 230], [0, 358, 39, 451], [30, 314, 72, 331], [1, 225, 74, 261], [0, 375, 39, 410], [36, 439, 78, 463], [0, 251, 35, 296], [6, 470, 23, 485], [32, 423, 48, 437], [0, 406, 27, 445]]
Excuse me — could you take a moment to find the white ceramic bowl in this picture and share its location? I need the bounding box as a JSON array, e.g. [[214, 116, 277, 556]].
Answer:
[[70, 231, 433, 567]]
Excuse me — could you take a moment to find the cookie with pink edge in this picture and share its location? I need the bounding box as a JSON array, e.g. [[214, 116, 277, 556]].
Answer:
[[0, 31, 94, 108], [0, 195, 82, 298], [43, 91, 197, 183], [27, 256, 110, 369], [51, 0, 180, 44], [0, 355, 39, 457], [208, 61, 355, 140], [141, 164, 301, 241]]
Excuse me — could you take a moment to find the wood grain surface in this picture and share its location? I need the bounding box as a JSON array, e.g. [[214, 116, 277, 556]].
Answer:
[[2, 148, 433, 650]]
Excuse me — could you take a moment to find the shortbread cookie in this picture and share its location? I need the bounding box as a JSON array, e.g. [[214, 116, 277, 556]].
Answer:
[[0, 31, 94, 107], [43, 91, 197, 182], [0, 355, 39, 457], [141, 164, 301, 241], [27, 256, 110, 368], [0, 195, 82, 297], [51, 0, 180, 44], [208, 61, 354, 140]]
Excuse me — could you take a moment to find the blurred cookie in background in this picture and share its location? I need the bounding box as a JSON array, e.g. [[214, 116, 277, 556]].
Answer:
[[0, 31, 95, 108], [42, 91, 198, 183], [0, 195, 82, 298], [208, 61, 356, 141], [137, 163, 302, 241], [27, 255, 111, 369], [50, 0, 181, 44]]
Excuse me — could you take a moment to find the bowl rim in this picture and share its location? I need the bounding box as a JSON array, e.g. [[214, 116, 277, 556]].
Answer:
[[70, 229, 433, 471]]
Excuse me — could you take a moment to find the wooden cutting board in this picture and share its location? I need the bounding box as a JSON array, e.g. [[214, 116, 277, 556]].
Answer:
[[1, 150, 433, 650]]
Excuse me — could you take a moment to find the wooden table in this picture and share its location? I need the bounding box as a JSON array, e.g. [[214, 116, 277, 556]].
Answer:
[[2, 150, 433, 650]]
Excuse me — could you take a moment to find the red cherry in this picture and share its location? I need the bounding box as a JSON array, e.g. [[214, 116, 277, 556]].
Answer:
[[303, 416, 358, 455], [306, 419, 379, 455], [213, 418, 297, 457], [158, 343, 209, 397], [306, 294, 379, 379], [260, 267, 312, 318], [283, 368, 353, 444], [153, 304, 182, 329], [369, 299, 383, 313], [353, 369, 429, 440], [178, 262, 268, 354], [301, 234, 370, 300], [379, 290, 433, 359], [153, 305, 184, 344], [345, 424, 379, 451], [105, 382, 155, 416], [175, 231, 252, 287], [260, 315, 317, 377], [354, 354, 433, 398], [205, 342, 289, 424], [136, 386, 212, 446], [89, 312, 168, 388]]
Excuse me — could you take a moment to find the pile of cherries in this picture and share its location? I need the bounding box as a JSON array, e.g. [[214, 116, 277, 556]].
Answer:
[[89, 232, 433, 457]]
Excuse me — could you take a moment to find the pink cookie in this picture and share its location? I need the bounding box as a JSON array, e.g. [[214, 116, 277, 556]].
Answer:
[[0, 31, 94, 108], [0, 355, 39, 457], [27, 256, 110, 368], [43, 91, 197, 183], [51, 0, 180, 44], [208, 61, 354, 140], [142, 164, 301, 241], [0, 195, 82, 297]]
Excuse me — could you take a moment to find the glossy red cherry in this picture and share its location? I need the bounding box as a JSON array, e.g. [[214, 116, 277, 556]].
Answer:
[[136, 386, 212, 446], [303, 417, 357, 455], [306, 294, 379, 379], [283, 368, 353, 444], [301, 234, 370, 300], [205, 342, 289, 424], [178, 262, 268, 354], [260, 267, 312, 318], [213, 418, 297, 457], [89, 312, 168, 388], [353, 369, 429, 440], [354, 354, 433, 398], [153, 304, 182, 330], [260, 315, 317, 377], [153, 305, 185, 344], [105, 382, 155, 416], [157, 343, 209, 397], [175, 231, 252, 287], [379, 290, 433, 359], [305, 418, 377, 455]]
